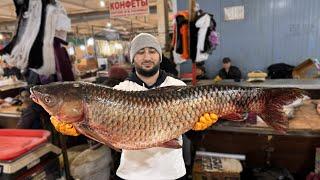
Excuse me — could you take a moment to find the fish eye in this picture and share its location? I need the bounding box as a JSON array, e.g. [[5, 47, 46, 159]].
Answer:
[[44, 95, 52, 104]]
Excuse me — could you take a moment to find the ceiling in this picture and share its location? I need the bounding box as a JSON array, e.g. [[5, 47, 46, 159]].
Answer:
[[0, 0, 166, 36]]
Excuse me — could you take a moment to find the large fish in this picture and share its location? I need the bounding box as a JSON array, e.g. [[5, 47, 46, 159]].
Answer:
[[30, 82, 304, 150]]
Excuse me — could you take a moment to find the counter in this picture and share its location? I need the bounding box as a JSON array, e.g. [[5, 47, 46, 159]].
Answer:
[[209, 100, 320, 137], [0, 81, 28, 99], [197, 79, 320, 89], [196, 79, 320, 98]]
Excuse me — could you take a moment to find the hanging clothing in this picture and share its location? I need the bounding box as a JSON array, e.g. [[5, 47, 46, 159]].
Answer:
[[209, 31, 219, 49], [195, 14, 210, 62], [189, 13, 202, 62], [0, 0, 29, 56], [32, 1, 71, 76], [171, 19, 187, 64], [189, 11, 218, 63], [175, 14, 188, 56], [28, 0, 52, 70], [31, 4, 56, 75], [54, 37, 74, 81], [202, 13, 218, 54], [3, 0, 43, 70], [171, 11, 189, 64]]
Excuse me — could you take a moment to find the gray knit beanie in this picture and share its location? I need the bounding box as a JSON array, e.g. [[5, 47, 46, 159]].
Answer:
[[129, 33, 162, 63]]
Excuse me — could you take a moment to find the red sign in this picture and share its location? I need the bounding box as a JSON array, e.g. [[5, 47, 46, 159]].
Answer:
[[109, 0, 149, 17]]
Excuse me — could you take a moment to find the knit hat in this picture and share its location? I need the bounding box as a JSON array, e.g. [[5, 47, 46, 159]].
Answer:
[[129, 33, 162, 63]]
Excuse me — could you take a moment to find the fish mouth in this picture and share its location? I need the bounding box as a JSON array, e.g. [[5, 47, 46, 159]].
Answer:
[[30, 88, 39, 103]]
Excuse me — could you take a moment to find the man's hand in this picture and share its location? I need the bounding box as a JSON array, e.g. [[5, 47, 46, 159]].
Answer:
[[50, 116, 80, 136], [192, 113, 218, 131]]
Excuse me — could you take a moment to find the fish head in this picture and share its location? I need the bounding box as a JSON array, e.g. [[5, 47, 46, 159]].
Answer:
[[30, 82, 85, 123]]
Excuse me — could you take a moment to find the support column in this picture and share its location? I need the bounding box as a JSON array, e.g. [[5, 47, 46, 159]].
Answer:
[[157, 0, 169, 50]]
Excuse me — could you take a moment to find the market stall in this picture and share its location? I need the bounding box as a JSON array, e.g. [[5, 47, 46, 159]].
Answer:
[[1, 0, 320, 179]]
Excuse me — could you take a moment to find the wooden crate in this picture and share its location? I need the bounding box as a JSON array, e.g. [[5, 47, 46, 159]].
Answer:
[[192, 153, 242, 180]]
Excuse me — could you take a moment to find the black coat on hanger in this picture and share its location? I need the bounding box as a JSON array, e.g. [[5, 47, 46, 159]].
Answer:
[[28, 0, 53, 69]]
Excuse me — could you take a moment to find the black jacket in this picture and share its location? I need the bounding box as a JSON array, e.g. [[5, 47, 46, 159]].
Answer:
[[267, 63, 294, 79], [218, 66, 242, 80]]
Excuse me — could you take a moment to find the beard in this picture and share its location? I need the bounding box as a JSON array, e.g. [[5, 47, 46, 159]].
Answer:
[[135, 61, 160, 77]]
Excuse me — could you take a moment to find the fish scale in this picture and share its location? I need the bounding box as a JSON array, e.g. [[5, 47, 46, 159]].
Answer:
[[30, 82, 304, 150]]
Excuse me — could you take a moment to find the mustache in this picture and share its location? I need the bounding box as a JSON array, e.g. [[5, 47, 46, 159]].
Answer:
[[141, 61, 155, 64]]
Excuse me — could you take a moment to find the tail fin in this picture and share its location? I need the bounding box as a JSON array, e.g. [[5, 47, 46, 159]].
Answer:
[[261, 88, 305, 133]]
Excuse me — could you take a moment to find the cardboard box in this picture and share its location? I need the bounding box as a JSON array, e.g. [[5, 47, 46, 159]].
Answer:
[[292, 58, 320, 79]]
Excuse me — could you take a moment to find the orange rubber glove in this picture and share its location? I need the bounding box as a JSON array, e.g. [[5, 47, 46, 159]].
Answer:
[[192, 113, 219, 131], [50, 116, 80, 136]]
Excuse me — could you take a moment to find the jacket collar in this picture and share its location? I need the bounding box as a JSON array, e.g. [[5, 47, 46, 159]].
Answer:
[[127, 69, 168, 89]]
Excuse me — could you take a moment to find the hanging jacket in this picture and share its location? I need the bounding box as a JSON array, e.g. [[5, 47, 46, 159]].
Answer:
[[189, 12, 206, 62], [175, 15, 187, 54], [32, 1, 71, 76], [28, 0, 52, 70], [190, 11, 218, 62], [172, 11, 189, 60], [202, 13, 217, 54], [54, 37, 74, 81], [2, 0, 42, 70], [195, 14, 211, 62]]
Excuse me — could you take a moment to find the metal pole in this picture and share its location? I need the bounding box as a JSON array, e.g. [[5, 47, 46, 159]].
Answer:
[[189, 0, 197, 85], [91, 25, 98, 60], [59, 134, 72, 180]]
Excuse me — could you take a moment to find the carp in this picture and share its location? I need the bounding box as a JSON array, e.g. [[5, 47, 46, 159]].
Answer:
[[30, 82, 304, 150]]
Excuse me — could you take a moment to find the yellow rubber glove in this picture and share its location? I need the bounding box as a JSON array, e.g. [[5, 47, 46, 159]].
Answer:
[[192, 113, 219, 131], [213, 75, 222, 83], [50, 116, 80, 136]]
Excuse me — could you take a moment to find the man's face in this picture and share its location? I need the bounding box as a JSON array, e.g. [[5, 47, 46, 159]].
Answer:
[[223, 62, 231, 70], [317, 103, 320, 115], [196, 67, 204, 76], [133, 47, 160, 77]]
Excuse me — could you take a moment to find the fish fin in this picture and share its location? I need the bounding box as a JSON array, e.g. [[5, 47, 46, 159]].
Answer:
[[261, 88, 305, 133], [220, 113, 245, 121], [159, 138, 182, 149], [76, 123, 122, 152]]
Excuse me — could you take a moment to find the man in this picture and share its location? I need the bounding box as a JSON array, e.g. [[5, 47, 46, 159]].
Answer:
[[218, 57, 242, 81], [196, 62, 208, 80], [49, 33, 217, 180], [114, 33, 220, 180], [113, 33, 187, 180]]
